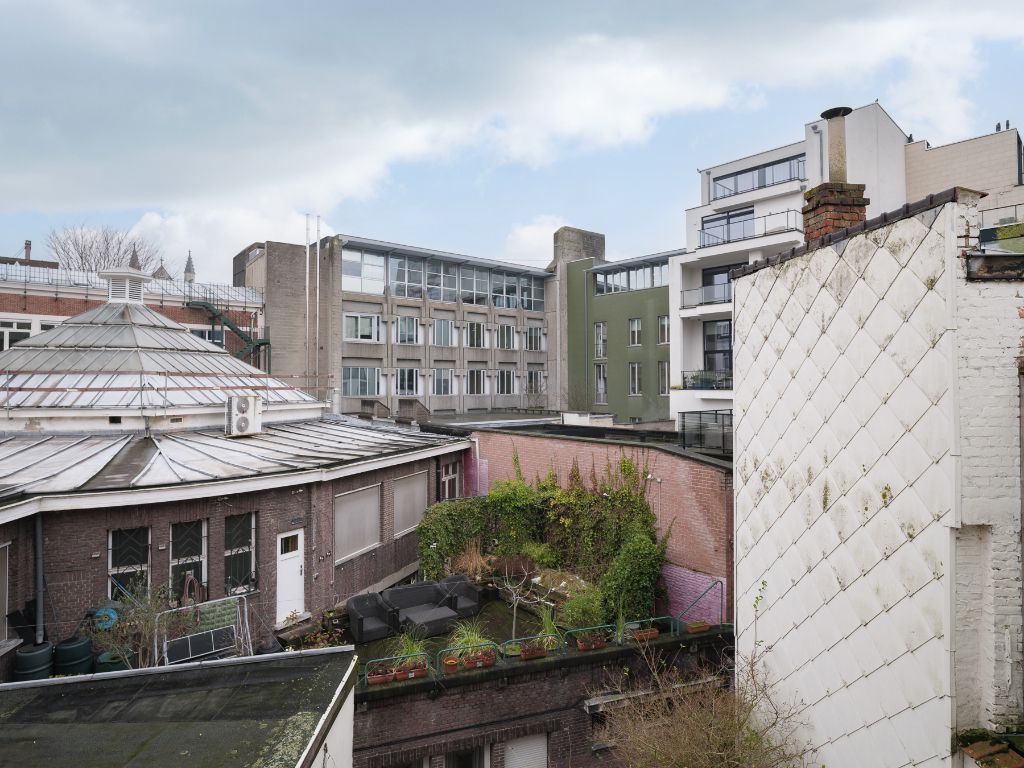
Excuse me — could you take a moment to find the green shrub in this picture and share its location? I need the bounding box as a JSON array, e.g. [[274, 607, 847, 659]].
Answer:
[[520, 541, 559, 569], [488, 478, 547, 556], [560, 585, 606, 628], [416, 497, 489, 579], [599, 530, 666, 622]]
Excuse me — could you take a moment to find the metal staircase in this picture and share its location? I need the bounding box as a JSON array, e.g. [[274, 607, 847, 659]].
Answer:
[[186, 300, 271, 369]]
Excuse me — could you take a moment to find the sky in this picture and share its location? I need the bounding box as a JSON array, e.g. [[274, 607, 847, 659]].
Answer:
[[1, 1, 1023, 283]]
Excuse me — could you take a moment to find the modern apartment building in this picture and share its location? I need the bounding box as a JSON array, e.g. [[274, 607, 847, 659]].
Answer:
[[669, 103, 1024, 425], [233, 235, 557, 419]]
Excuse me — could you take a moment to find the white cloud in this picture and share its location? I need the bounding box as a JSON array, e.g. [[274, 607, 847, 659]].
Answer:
[[502, 215, 569, 268]]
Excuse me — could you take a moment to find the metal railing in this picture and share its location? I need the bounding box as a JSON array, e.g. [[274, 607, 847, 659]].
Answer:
[[698, 210, 802, 248], [980, 204, 1024, 230], [680, 283, 732, 308], [678, 409, 732, 454], [678, 370, 733, 390], [0, 261, 264, 307]]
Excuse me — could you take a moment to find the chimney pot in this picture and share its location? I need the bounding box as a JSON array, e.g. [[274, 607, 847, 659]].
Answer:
[[820, 106, 853, 183], [24, 240, 31, 261]]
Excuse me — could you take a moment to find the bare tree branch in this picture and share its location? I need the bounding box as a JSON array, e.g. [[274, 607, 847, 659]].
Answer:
[[46, 224, 162, 273]]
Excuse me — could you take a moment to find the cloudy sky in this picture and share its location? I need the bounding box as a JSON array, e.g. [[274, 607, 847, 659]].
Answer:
[[1, 1, 1023, 282]]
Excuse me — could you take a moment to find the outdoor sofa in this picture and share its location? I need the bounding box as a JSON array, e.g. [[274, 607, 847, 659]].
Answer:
[[346, 593, 398, 644], [381, 582, 459, 638], [440, 575, 483, 619]]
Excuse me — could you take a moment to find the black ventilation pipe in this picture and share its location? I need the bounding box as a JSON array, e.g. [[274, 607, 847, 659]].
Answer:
[[35, 513, 44, 645]]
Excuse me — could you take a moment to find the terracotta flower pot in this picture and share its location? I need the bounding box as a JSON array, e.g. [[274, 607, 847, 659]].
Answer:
[[686, 621, 710, 634], [632, 628, 660, 643], [520, 643, 547, 660], [398, 661, 428, 679], [463, 651, 496, 669], [443, 656, 460, 674], [576, 635, 607, 652]]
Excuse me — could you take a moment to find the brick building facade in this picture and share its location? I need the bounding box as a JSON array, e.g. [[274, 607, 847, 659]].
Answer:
[[472, 428, 734, 623]]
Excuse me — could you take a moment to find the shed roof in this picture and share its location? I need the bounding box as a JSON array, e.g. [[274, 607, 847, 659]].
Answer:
[[0, 648, 356, 768]]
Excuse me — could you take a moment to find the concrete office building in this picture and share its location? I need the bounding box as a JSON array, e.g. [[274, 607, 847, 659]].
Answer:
[[233, 235, 555, 419]]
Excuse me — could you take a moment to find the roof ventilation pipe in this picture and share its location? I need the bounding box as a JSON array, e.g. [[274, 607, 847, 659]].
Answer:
[[820, 106, 852, 183]]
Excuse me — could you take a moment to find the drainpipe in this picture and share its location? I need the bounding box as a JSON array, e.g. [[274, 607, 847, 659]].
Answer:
[[35, 513, 44, 645]]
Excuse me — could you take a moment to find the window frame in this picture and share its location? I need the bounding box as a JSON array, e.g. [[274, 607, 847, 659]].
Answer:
[[224, 512, 257, 595], [466, 321, 486, 349], [393, 471, 429, 536], [658, 360, 669, 396], [525, 370, 545, 394], [333, 484, 382, 564], [432, 367, 454, 396], [396, 368, 419, 396], [496, 323, 515, 350], [628, 318, 642, 346], [169, 520, 207, 602], [108, 526, 151, 599], [594, 363, 608, 404], [342, 366, 379, 397], [594, 322, 607, 359], [467, 368, 486, 395], [524, 327, 542, 352], [440, 458, 462, 501], [396, 316, 420, 345], [628, 362, 642, 396], [496, 368, 515, 395], [343, 313, 381, 343], [658, 315, 669, 345], [432, 318, 455, 347]]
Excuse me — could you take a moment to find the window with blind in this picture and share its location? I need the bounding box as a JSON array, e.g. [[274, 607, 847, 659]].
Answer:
[[394, 472, 428, 535], [334, 485, 381, 563]]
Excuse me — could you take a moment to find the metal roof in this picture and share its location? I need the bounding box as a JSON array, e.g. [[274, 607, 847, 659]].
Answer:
[[0, 301, 314, 408], [0, 416, 466, 501]]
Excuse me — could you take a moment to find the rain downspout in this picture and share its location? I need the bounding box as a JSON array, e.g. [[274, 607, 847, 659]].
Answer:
[[35, 513, 44, 645]]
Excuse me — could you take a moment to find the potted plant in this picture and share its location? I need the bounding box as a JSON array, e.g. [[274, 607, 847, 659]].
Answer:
[[539, 605, 561, 652], [389, 632, 429, 680], [366, 663, 395, 685], [519, 638, 547, 660], [442, 655, 461, 674], [575, 631, 607, 652], [631, 624, 660, 643], [450, 620, 496, 669]]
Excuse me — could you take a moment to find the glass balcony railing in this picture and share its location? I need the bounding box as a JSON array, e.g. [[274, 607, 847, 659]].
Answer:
[[679, 370, 733, 390], [980, 204, 1024, 229], [698, 210, 802, 248], [681, 283, 732, 309], [677, 409, 732, 455]]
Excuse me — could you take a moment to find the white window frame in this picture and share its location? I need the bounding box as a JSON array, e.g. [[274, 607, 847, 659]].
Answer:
[[396, 368, 419, 396], [343, 313, 381, 343], [594, 322, 607, 359], [658, 315, 669, 345], [334, 484, 382, 564], [466, 321, 486, 349], [433, 368, 454, 395], [525, 370, 545, 394], [659, 360, 669, 396], [108, 527, 151, 598], [496, 323, 515, 350], [224, 512, 257, 595], [342, 367, 379, 397], [524, 327, 542, 352], [594, 363, 608, 404], [169, 520, 208, 601], [440, 459, 461, 501], [433, 318, 455, 347], [396, 316, 420, 345], [629, 318, 642, 346], [393, 470, 429, 536], [496, 369, 515, 395], [467, 368, 486, 395], [629, 362, 642, 396]]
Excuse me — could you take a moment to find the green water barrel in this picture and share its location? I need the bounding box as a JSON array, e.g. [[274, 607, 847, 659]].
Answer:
[[54, 636, 93, 676], [13, 641, 53, 681], [94, 650, 134, 673]]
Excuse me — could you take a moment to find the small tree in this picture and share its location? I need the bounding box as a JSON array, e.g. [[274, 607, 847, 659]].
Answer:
[[47, 224, 162, 273], [495, 565, 555, 641], [88, 576, 184, 669]]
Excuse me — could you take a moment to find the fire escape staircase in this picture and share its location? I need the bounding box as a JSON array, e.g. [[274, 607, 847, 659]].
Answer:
[[186, 300, 271, 368]]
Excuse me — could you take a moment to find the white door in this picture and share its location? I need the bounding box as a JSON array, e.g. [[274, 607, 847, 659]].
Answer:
[[276, 529, 304, 624], [505, 734, 547, 768]]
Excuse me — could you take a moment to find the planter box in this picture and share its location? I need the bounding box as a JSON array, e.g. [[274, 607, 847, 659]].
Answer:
[[686, 621, 710, 634], [520, 646, 547, 660], [367, 670, 395, 685], [463, 653, 496, 670], [632, 628, 660, 643], [397, 665, 428, 680], [575, 637, 607, 652]]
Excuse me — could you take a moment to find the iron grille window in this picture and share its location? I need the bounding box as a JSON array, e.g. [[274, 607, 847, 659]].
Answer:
[[467, 368, 486, 395], [524, 327, 542, 352], [224, 512, 257, 594], [108, 526, 150, 598], [169, 520, 207, 602], [496, 324, 515, 350]]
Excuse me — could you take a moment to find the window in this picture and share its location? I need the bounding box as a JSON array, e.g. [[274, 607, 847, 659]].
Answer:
[[389, 256, 424, 298], [341, 249, 386, 294], [396, 368, 419, 396], [594, 363, 607, 404], [496, 324, 515, 350], [712, 154, 805, 199], [659, 360, 669, 396], [466, 322, 486, 348], [658, 315, 669, 345], [446, 747, 486, 768], [440, 459, 461, 501], [525, 370, 545, 394], [394, 472, 428, 534], [629, 318, 642, 346], [1, 543, 9, 640], [593, 264, 667, 295], [629, 362, 642, 396], [433, 368, 454, 395], [704, 320, 732, 372], [169, 520, 207, 602], [467, 368, 486, 395], [224, 512, 256, 594], [695, 265, 741, 305], [108, 527, 150, 597], [460, 267, 489, 305], [0, 320, 32, 351], [344, 314, 381, 342], [520, 275, 545, 311], [433, 319, 455, 347], [496, 368, 514, 395], [396, 316, 419, 345], [491, 272, 519, 308], [426, 260, 459, 303], [342, 367, 378, 396], [700, 208, 754, 247], [594, 322, 607, 359], [334, 485, 381, 563], [524, 327, 542, 352], [190, 328, 224, 348]]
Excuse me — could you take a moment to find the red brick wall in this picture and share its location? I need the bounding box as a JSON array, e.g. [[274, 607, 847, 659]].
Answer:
[[472, 431, 733, 618]]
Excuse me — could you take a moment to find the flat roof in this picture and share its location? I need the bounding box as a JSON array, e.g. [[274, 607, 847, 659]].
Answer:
[[0, 647, 356, 768]]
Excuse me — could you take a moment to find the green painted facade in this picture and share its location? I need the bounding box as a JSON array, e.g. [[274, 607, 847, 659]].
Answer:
[[565, 258, 671, 423]]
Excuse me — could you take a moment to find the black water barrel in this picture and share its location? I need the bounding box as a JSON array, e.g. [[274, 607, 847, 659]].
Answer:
[[95, 650, 134, 673], [54, 636, 93, 676], [13, 641, 53, 681]]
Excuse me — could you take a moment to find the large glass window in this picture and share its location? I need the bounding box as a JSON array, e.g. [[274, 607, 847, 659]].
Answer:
[[629, 362, 642, 396], [169, 520, 206, 602], [426, 260, 459, 303], [594, 263, 666, 295], [432, 368, 454, 395], [521, 275, 545, 311], [712, 154, 805, 200], [525, 369, 545, 394], [524, 327, 542, 352], [496, 368, 515, 395], [224, 512, 256, 594], [394, 472, 428, 535], [700, 208, 754, 247], [594, 322, 607, 359], [342, 367, 378, 396], [108, 527, 150, 597], [396, 316, 419, 345], [629, 318, 642, 346], [466, 322, 486, 348], [703, 320, 733, 372], [594, 363, 608, 404], [467, 368, 486, 395], [390, 256, 424, 298], [433, 319, 455, 347], [396, 368, 418, 396], [491, 272, 519, 308], [496, 324, 515, 350], [460, 267, 489, 305], [341, 249, 386, 294], [334, 486, 380, 563], [344, 314, 381, 342]]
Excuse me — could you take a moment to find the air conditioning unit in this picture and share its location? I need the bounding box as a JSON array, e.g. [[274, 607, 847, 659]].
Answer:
[[225, 395, 263, 437]]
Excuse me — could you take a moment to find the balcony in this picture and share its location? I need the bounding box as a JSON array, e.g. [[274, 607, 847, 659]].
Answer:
[[680, 283, 732, 309], [698, 210, 802, 249], [678, 370, 732, 390], [677, 409, 732, 455]]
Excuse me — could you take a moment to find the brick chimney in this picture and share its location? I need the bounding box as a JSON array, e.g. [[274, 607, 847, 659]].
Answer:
[[802, 107, 870, 243]]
